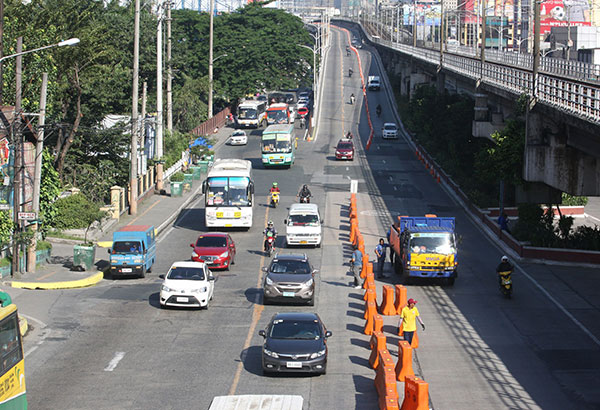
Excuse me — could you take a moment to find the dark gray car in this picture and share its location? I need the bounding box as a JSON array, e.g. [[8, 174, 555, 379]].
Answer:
[[259, 312, 332, 375], [262, 253, 317, 306]]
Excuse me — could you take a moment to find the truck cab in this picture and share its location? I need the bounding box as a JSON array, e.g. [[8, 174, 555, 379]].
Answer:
[[109, 225, 156, 278], [390, 215, 457, 285]]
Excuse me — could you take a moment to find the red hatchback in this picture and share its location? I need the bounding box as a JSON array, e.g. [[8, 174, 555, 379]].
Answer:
[[190, 233, 236, 270], [335, 138, 355, 160]]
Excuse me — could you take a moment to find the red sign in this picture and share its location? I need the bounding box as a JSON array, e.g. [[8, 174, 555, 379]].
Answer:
[[297, 107, 309, 117]]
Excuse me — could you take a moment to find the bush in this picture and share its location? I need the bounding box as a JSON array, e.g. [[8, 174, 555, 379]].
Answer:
[[52, 193, 107, 243], [36, 240, 52, 251], [561, 193, 588, 206], [0, 257, 9, 267], [0, 210, 13, 249], [170, 172, 185, 182]]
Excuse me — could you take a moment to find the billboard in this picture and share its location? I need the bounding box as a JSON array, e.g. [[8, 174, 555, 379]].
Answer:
[[402, 3, 442, 26], [539, 0, 591, 34]]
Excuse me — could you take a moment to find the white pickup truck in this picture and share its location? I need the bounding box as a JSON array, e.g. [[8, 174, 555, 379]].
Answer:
[[208, 395, 303, 410]]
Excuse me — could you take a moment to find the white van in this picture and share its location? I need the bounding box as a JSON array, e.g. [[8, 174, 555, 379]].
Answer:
[[367, 75, 381, 91], [285, 203, 322, 247]]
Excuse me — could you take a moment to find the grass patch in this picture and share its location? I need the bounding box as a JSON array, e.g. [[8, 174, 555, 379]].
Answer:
[[46, 231, 83, 241]]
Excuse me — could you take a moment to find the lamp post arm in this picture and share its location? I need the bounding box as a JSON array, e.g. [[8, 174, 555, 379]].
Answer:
[[0, 38, 79, 63]]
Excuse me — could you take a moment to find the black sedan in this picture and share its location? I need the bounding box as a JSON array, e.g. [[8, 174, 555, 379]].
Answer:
[[259, 312, 332, 375]]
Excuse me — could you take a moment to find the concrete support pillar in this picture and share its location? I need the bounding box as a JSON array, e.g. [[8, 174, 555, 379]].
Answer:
[[110, 186, 121, 219], [436, 71, 446, 93], [409, 73, 427, 99]]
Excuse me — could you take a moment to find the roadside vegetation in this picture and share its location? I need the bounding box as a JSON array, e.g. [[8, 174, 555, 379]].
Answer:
[[393, 82, 599, 250]]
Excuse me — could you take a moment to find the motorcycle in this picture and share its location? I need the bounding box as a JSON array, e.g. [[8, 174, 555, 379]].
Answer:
[[270, 191, 280, 208], [498, 270, 513, 298], [349, 69, 353, 78], [265, 233, 275, 257], [299, 195, 311, 204], [376, 106, 382, 117]]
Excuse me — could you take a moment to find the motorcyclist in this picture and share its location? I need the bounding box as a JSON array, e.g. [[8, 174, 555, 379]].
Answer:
[[346, 131, 353, 139], [346, 45, 350, 56], [496, 256, 513, 282], [297, 184, 312, 202], [263, 220, 277, 251], [376, 104, 382, 117], [350, 93, 355, 105], [269, 182, 280, 194], [349, 68, 353, 77]]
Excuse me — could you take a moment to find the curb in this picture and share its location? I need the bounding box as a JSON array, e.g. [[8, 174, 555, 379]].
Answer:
[[10, 271, 104, 290]]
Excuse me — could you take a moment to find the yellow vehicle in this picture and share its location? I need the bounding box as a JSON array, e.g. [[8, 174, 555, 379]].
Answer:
[[0, 303, 26, 409]]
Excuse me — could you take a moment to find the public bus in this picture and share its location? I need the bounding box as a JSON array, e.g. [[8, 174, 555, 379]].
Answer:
[[0, 304, 26, 409], [266, 103, 294, 125], [236, 100, 267, 129], [202, 159, 254, 228], [261, 124, 296, 168]]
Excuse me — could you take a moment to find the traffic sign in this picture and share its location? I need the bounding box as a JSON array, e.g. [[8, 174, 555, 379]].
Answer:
[[18, 212, 36, 221]]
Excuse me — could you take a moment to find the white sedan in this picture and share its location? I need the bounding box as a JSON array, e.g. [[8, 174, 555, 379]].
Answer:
[[159, 261, 215, 309], [228, 130, 248, 145]]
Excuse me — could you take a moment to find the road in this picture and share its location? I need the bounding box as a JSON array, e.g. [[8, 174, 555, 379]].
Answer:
[[17, 26, 600, 410]]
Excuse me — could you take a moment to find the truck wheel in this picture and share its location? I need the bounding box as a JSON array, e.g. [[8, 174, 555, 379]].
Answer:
[[446, 277, 455, 286], [393, 258, 402, 275], [139, 267, 146, 279]]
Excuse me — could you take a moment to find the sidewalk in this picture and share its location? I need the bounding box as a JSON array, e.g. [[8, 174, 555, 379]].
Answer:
[[2, 124, 234, 290]]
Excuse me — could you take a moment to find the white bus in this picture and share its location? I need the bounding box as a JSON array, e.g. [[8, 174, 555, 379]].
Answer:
[[237, 100, 267, 128], [202, 159, 254, 228]]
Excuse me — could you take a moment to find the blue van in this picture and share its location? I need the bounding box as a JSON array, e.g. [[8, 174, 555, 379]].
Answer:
[[109, 225, 156, 278]]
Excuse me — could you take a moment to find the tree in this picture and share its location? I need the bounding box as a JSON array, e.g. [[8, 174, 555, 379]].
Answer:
[[39, 149, 62, 234]]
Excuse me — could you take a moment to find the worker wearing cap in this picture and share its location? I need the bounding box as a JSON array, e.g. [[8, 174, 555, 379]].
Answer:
[[398, 298, 425, 346]]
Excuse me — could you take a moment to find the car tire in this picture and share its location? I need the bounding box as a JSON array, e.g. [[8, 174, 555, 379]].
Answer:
[[159, 303, 166, 309], [225, 261, 230, 271]]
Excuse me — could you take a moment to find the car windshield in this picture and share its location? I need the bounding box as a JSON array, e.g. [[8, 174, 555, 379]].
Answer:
[[206, 177, 251, 207], [112, 241, 142, 254], [269, 320, 321, 340], [238, 108, 257, 119], [384, 124, 397, 131], [338, 142, 353, 150], [195, 236, 227, 247], [409, 234, 455, 255], [167, 266, 205, 280], [232, 131, 245, 137], [269, 259, 310, 274], [267, 110, 288, 123], [262, 139, 291, 153], [288, 214, 319, 226]]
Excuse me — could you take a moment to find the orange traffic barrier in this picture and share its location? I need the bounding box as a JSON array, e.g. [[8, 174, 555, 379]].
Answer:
[[368, 331, 386, 368], [358, 235, 365, 253], [350, 193, 356, 202], [349, 219, 358, 243], [395, 340, 415, 381], [374, 350, 397, 398], [363, 307, 376, 335], [400, 376, 429, 410], [360, 253, 369, 278], [381, 396, 400, 410], [437, 173, 441, 183], [349, 204, 357, 219], [394, 285, 407, 312], [363, 287, 376, 302], [425, 162, 429, 169], [379, 285, 397, 316], [372, 314, 384, 334], [364, 300, 377, 320]]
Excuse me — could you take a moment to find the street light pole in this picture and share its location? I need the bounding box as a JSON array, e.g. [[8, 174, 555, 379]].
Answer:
[[156, 3, 164, 192], [130, 0, 140, 215], [208, 0, 215, 118], [11, 37, 22, 277]]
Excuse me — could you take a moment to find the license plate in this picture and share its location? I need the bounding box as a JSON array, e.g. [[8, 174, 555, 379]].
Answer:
[[121, 268, 132, 273], [176, 297, 188, 302], [300, 240, 307, 244], [283, 292, 295, 297], [225, 224, 232, 227], [286, 362, 302, 368], [341, 156, 347, 159]]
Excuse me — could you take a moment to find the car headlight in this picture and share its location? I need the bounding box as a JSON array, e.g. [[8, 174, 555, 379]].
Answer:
[[265, 277, 274, 285], [304, 278, 314, 287], [111, 259, 117, 264], [219, 251, 229, 258], [161, 285, 173, 292], [310, 349, 326, 359], [191, 287, 208, 293], [335, 151, 341, 155], [134, 259, 142, 263], [263, 348, 279, 358]]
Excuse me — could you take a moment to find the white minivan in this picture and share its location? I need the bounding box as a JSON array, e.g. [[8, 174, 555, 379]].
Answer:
[[285, 203, 322, 247]]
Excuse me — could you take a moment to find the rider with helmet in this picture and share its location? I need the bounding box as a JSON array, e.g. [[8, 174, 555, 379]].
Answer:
[[297, 184, 312, 203], [269, 182, 280, 194], [496, 256, 513, 281], [264, 220, 278, 252]]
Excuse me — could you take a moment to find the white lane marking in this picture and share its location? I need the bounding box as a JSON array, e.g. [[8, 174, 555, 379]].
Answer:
[[382, 159, 386, 164], [21, 314, 51, 358], [388, 175, 393, 182], [393, 186, 397, 191], [584, 213, 600, 223], [346, 167, 349, 171], [104, 352, 126, 372]]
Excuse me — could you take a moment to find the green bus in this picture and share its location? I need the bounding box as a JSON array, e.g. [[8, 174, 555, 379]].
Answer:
[[261, 124, 296, 168]]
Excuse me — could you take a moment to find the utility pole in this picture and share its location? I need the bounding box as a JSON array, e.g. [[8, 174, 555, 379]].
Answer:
[[141, 81, 147, 149], [130, 0, 140, 215], [208, 0, 215, 118], [0, 0, 4, 104], [27, 72, 47, 273], [413, 0, 417, 47], [156, 3, 165, 191], [167, 0, 173, 132], [11, 37, 22, 276]]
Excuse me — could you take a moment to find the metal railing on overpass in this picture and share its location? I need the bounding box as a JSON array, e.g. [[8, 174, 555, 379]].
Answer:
[[337, 17, 600, 125]]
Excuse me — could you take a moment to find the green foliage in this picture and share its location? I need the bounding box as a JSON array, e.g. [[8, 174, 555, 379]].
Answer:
[[164, 131, 190, 170], [569, 225, 600, 251], [36, 240, 52, 251], [0, 257, 9, 268], [52, 194, 107, 243], [40, 149, 62, 233], [561, 193, 588, 206], [170, 172, 185, 182], [0, 211, 14, 248]]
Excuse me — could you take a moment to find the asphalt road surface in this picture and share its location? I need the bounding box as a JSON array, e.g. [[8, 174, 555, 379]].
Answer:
[[20, 26, 600, 410]]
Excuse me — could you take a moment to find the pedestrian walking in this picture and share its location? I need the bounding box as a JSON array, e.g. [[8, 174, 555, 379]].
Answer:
[[350, 244, 363, 288], [374, 238, 388, 279], [398, 298, 425, 346]]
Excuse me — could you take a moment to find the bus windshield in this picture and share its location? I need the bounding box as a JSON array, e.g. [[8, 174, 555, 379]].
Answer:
[[206, 177, 251, 207], [262, 138, 291, 153], [238, 108, 257, 120], [267, 110, 288, 124]]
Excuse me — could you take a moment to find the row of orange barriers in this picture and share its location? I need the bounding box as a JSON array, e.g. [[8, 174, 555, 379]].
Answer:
[[415, 148, 441, 184], [348, 193, 429, 410]]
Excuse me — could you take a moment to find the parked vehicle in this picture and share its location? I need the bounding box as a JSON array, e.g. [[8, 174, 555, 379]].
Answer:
[[262, 253, 317, 305], [259, 312, 331, 375], [335, 138, 355, 160], [159, 261, 215, 309], [190, 232, 236, 270], [389, 215, 458, 285], [285, 204, 322, 247], [109, 225, 156, 278]]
